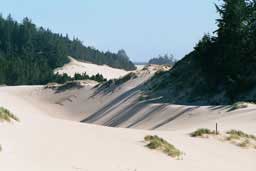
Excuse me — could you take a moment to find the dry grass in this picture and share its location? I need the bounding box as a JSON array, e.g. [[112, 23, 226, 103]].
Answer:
[[190, 129, 256, 150], [190, 128, 216, 137], [226, 130, 256, 141], [0, 107, 19, 122], [226, 130, 256, 149], [144, 135, 183, 159], [239, 139, 250, 148]]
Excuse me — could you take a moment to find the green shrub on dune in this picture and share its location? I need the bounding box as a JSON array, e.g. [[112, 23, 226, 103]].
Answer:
[[0, 107, 19, 122], [190, 128, 216, 137], [0, 107, 19, 152], [226, 130, 256, 141], [144, 135, 183, 159]]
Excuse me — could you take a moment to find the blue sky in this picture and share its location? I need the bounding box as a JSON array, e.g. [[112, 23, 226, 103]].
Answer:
[[0, 0, 219, 62]]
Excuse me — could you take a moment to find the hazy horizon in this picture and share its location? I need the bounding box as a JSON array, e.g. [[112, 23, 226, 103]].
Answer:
[[1, 0, 218, 62]]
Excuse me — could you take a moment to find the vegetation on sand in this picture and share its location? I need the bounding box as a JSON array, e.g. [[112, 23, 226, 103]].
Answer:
[[228, 102, 249, 111], [144, 0, 256, 105], [144, 135, 183, 159], [190, 128, 216, 137], [226, 130, 256, 141], [0, 107, 19, 122], [53, 72, 106, 84]]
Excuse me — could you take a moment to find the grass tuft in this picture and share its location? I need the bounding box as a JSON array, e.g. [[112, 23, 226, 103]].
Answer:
[[144, 135, 183, 159], [226, 130, 256, 149], [228, 102, 248, 111], [239, 139, 250, 148], [190, 128, 215, 137], [226, 130, 256, 140], [0, 107, 19, 122]]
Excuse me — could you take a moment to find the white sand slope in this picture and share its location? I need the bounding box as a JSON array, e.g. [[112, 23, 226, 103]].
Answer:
[[0, 65, 255, 171], [54, 57, 130, 80], [0, 86, 256, 171]]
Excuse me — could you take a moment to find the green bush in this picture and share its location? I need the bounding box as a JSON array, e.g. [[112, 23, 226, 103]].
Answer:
[[114, 72, 137, 85], [0, 107, 19, 122], [144, 135, 182, 159], [227, 130, 256, 141], [228, 102, 248, 111], [190, 128, 215, 137]]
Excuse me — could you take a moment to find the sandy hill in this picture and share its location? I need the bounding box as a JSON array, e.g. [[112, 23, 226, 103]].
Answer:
[[54, 57, 130, 80], [0, 65, 256, 171]]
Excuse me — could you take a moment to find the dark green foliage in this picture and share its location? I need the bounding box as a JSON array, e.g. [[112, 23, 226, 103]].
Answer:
[[195, 0, 256, 101], [53, 72, 106, 84], [148, 54, 177, 65], [0, 15, 68, 85], [145, 0, 256, 105], [67, 40, 136, 71], [0, 15, 135, 86], [99, 72, 137, 89], [228, 102, 248, 111], [113, 72, 137, 85], [55, 81, 84, 93]]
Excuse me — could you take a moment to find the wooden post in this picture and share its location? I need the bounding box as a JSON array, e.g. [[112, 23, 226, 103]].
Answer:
[[216, 123, 218, 135]]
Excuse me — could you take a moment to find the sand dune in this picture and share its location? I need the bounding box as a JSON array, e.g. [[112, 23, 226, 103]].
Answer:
[[0, 86, 255, 171], [0, 65, 256, 171], [54, 57, 130, 80]]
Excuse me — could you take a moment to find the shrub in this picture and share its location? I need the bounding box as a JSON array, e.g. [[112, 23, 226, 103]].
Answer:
[[114, 72, 137, 85], [226, 134, 241, 141], [0, 107, 19, 122], [226, 130, 256, 149], [228, 102, 248, 111], [190, 128, 215, 137], [239, 139, 250, 148], [226, 130, 256, 141], [55, 81, 83, 92], [227, 130, 249, 138], [144, 135, 183, 159]]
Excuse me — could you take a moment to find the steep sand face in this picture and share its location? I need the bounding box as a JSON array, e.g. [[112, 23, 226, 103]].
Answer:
[[54, 57, 130, 80], [3, 64, 256, 132]]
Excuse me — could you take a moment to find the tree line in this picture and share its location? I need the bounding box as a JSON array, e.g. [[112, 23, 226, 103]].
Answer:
[[148, 54, 177, 65], [0, 15, 135, 85], [193, 0, 256, 100], [53, 72, 106, 84]]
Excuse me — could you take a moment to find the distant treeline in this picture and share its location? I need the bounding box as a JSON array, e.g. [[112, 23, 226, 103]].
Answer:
[[148, 54, 177, 65], [53, 72, 106, 84], [0, 15, 135, 85]]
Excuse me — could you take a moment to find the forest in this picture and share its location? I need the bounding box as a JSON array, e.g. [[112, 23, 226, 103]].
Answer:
[[194, 0, 256, 100], [145, 0, 256, 104], [0, 15, 135, 85]]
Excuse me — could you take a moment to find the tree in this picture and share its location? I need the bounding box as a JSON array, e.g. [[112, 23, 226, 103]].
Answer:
[[195, 0, 256, 100], [0, 15, 134, 85], [148, 54, 177, 65]]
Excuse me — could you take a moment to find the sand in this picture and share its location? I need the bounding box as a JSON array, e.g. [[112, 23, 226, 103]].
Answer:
[[54, 57, 130, 80], [0, 65, 255, 171]]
